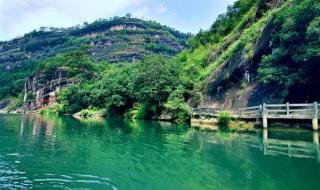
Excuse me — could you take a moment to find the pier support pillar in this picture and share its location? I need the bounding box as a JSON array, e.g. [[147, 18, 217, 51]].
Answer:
[[312, 118, 318, 131], [262, 103, 268, 129], [263, 129, 268, 143], [263, 116, 268, 129], [312, 102, 318, 131]]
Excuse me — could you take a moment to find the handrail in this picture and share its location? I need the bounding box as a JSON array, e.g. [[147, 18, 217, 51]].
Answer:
[[192, 102, 319, 119]]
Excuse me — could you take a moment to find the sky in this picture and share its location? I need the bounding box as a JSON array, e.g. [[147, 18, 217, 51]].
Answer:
[[0, 0, 236, 41]]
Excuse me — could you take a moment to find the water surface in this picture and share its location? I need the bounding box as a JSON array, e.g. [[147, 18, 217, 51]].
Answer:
[[0, 114, 319, 190]]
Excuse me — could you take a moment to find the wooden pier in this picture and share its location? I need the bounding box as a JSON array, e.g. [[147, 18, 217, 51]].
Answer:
[[191, 102, 320, 130]]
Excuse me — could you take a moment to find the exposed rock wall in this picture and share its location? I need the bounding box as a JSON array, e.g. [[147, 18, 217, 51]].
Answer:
[[201, 18, 286, 110], [23, 69, 75, 110]]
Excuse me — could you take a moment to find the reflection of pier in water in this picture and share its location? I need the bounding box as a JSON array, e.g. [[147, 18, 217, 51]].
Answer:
[[239, 130, 320, 161], [187, 129, 320, 162]]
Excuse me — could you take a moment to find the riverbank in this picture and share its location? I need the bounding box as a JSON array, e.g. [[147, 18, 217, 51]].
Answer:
[[3, 107, 318, 132]]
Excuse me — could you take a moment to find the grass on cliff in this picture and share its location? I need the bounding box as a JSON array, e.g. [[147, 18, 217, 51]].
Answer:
[[173, 1, 289, 104]]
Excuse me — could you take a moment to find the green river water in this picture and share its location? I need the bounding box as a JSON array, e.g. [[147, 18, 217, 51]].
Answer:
[[0, 114, 319, 190]]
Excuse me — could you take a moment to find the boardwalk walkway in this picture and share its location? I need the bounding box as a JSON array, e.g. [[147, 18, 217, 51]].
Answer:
[[191, 102, 320, 130]]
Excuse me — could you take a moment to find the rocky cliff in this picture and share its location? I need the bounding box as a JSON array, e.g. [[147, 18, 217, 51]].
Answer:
[[201, 19, 284, 109], [198, 0, 320, 110], [0, 17, 190, 72], [23, 69, 76, 110], [175, 0, 293, 110]]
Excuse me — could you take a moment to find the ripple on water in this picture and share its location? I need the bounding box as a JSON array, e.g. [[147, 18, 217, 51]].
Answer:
[[0, 159, 117, 190], [33, 173, 118, 190], [5, 153, 33, 157], [0, 161, 32, 189]]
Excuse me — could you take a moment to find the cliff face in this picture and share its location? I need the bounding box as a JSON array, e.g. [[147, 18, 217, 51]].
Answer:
[[201, 19, 285, 109], [197, 0, 290, 110], [23, 69, 75, 110], [199, 0, 320, 110]]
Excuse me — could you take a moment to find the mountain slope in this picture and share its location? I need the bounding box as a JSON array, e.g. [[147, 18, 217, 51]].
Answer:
[[0, 16, 190, 71], [173, 0, 320, 111], [199, 0, 320, 108], [0, 16, 190, 101]]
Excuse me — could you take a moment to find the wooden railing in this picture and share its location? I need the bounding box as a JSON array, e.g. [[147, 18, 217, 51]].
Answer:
[[192, 102, 319, 120], [238, 105, 261, 118], [191, 108, 222, 117], [238, 103, 319, 120], [191, 102, 320, 129]]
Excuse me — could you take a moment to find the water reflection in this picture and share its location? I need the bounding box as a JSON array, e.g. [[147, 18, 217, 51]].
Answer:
[[188, 127, 320, 162], [12, 115, 320, 163], [0, 114, 320, 190], [260, 129, 319, 161]]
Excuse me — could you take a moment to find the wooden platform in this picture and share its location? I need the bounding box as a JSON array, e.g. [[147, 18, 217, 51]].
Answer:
[[191, 102, 320, 130]]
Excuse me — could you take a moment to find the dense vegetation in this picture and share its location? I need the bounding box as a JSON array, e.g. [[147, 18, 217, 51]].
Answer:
[[0, 16, 190, 101], [2, 0, 320, 122], [41, 0, 283, 120], [0, 61, 37, 100], [38, 47, 98, 81], [54, 54, 192, 122], [258, 0, 320, 100], [190, 0, 260, 48]]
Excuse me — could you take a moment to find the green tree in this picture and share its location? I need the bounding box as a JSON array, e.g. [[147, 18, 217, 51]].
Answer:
[[258, 0, 320, 90]]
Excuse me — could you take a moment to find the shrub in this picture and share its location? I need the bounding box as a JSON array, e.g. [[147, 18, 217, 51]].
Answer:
[[74, 108, 103, 118], [218, 111, 232, 126], [40, 104, 64, 115], [163, 85, 191, 122], [6, 95, 24, 111]]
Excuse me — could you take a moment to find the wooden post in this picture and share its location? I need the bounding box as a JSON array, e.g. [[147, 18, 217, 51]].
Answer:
[[262, 103, 268, 129], [286, 102, 290, 116], [312, 102, 318, 131], [259, 105, 262, 117]]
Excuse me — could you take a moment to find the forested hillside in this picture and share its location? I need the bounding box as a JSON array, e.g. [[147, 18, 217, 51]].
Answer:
[[1, 0, 320, 123], [0, 16, 190, 103], [0, 16, 189, 69]]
